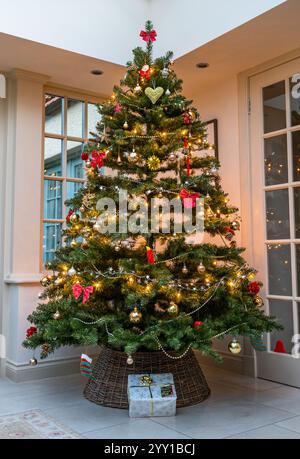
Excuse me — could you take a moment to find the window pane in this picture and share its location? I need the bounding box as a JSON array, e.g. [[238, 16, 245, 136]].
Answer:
[[290, 75, 300, 127], [43, 222, 62, 264], [269, 299, 293, 354], [266, 189, 290, 239], [45, 94, 64, 135], [67, 141, 84, 179], [67, 99, 84, 138], [294, 188, 300, 239], [296, 245, 300, 297], [264, 135, 288, 186], [292, 130, 300, 182], [67, 181, 83, 206], [263, 81, 286, 134], [267, 244, 292, 296], [88, 103, 100, 139], [44, 180, 62, 219], [44, 137, 63, 177]]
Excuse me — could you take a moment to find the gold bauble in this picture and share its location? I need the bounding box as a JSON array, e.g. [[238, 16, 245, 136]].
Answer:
[[40, 276, 49, 287], [82, 226, 92, 238], [254, 295, 263, 307], [70, 239, 78, 248], [165, 260, 175, 269], [79, 206, 85, 213], [147, 155, 161, 171], [129, 306, 142, 323], [128, 149, 138, 163], [123, 121, 129, 129], [182, 264, 188, 274], [53, 310, 61, 320], [168, 302, 179, 316], [69, 213, 80, 224], [228, 339, 242, 354], [197, 262, 206, 274], [169, 152, 177, 162], [133, 84, 142, 94]]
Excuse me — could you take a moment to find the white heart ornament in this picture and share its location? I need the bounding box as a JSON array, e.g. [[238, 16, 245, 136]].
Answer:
[[145, 87, 164, 104]]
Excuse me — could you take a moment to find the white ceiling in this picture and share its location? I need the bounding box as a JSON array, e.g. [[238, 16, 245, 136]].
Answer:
[[0, 0, 286, 64]]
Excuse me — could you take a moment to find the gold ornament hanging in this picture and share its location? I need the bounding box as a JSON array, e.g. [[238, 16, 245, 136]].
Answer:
[[167, 301, 179, 316], [40, 276, 50, 287], [145, 86, 164, 104], [197, 262, 206, 274], [69, 213, 80, 224], [253, 295, 263, 307], [70, 239, 78, 248], [147, 155, 161, 170], [228, 339, 242, 354], [123, 121, 129, 129], [129, 306, 142, 323], [182, 264, 188, 274]]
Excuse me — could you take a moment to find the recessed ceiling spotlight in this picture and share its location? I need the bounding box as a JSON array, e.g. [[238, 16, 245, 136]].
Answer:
[[196, 62, 209, 69], [90, 69, 103, 75]]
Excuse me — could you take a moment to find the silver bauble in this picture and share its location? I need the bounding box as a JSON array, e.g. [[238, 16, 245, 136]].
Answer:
[[29, 358, 38, 366]]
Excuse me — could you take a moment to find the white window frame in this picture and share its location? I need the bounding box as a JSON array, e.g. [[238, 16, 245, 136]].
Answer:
[[41, 86, 103, 267]]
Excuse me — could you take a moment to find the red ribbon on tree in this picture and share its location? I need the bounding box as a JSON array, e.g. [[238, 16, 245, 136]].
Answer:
[[72, 284, 94, 304], [66, 209, 74, 223], [179, 189, 200, 208], [91, 150, 106, 169], [26, 326, 37, 338], [146, 246, 155, 264], [186, 155, 191, 177], [183, 137, 189, 149], [140, 30, 157, 42]]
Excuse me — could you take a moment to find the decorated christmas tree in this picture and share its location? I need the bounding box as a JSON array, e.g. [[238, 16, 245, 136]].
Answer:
[[24, 21, 279, 366]]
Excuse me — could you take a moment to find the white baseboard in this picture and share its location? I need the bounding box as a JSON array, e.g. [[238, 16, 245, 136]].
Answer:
[[194, 350, 255, 377], [5, 356, 90, 382]]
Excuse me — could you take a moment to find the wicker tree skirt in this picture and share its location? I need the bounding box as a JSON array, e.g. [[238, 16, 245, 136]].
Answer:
[[84, 347, 210, 409]]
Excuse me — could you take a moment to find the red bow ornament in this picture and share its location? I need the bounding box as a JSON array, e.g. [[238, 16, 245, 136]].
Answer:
[[26, 326, 37, 338], [139, 64, 151, 80], [140, 30, 157, 42], [179, 189, 200, 208], [91, 150, 106, 169], [72, 284, 94, 304]]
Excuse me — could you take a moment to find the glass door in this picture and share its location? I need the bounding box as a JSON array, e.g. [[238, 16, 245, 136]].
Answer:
[[250, 58, 300, 386]]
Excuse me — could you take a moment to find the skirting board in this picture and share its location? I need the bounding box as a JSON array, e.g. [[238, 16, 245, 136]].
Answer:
[[5, 355, 98, 383], [194, 349, 255, 377]]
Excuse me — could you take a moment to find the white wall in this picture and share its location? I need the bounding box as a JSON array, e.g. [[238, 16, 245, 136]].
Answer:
[[0, 0, 286, 64]]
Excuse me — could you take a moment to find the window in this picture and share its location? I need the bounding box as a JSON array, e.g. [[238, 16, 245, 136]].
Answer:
[[42, 90, 101, 264]]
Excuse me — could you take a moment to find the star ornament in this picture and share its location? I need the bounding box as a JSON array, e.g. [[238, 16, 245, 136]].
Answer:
[[114, 103, 123, 113]]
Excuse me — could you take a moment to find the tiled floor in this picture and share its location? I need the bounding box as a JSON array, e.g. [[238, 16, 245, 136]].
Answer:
[[1, 365, 300, 439]]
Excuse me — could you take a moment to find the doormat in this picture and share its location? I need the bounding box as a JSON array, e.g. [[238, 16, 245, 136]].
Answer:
[[0, 410, 81, 439]]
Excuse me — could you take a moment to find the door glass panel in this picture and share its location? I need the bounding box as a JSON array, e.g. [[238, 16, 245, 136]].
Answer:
[[43, 222, 62, 264], [66, 181, 83, 209], [294, 188, 300, 239], [67, 141, 84, 179], [296, 245, 300, 297], [67, 99, 84, 138], [88, 103, 100, 139], [290, 74, 300, 127], [263, 81, 286, 134], [264, 135, 288, 185], [269, 299, 293, 354], [43, 180, 62, 220], [267, 244, 292, 296], [45, 94, 64, 135], [266, 189, 290, 239], [44, 138, 62, 177], [292, 130, 300, 182]]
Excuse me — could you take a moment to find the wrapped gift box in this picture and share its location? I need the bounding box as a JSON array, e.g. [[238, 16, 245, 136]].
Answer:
[[128, 373, 177, 417]]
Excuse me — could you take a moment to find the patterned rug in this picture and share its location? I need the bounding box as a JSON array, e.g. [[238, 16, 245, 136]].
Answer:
[[0, 410, 81, 439]]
